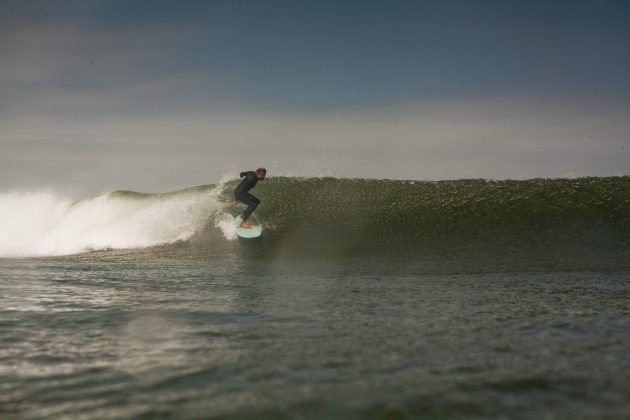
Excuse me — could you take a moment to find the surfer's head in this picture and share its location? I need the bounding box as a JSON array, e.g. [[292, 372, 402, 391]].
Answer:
[[256, 167, 267, 180]]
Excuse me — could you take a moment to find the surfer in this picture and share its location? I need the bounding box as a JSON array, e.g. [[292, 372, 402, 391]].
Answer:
[[230, 167, 266, 228]]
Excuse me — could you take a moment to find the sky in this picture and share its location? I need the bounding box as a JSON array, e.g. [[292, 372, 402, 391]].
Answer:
[[1, 0, 629, 193]]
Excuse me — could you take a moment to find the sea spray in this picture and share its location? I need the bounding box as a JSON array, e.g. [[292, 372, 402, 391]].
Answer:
[[0, 186, 223, 257], [0, 191, 73, 257]]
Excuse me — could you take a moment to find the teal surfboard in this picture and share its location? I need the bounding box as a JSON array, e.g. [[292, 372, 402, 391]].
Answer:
[[234, 215, 263, 239]]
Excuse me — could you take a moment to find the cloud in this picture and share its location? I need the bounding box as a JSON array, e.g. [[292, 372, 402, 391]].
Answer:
[[0, 18, 223, 116], [1, 2, 627, 192], [1, 100, 628, 193], [0, 19, 207, 85]]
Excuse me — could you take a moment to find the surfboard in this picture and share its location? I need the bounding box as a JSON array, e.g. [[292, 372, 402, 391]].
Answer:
[[234, 215, 262, 239]]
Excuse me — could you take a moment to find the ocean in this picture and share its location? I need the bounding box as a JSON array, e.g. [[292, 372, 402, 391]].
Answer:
[[1, 176, 629, 419]]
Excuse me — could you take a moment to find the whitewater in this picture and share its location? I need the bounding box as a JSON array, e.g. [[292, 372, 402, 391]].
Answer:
[[0, 186, 236, 258]]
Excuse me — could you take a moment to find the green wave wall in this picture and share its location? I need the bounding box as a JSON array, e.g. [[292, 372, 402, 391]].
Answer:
[[217, 176, 630, 268]]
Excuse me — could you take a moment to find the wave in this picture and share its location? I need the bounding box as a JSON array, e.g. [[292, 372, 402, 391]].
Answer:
[[252, 176, 630, 238], [0, 186, 221, 257], [1, 176, 629, 268], [230, 176, 630, 265]]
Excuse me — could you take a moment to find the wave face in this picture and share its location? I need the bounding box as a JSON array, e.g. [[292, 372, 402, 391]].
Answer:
[[222, 176, 630, 269], [2, 177, 629, 269]]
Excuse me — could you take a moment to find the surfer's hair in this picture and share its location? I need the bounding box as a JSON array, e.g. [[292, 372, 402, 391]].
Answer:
[[256, 167, 266, 173]]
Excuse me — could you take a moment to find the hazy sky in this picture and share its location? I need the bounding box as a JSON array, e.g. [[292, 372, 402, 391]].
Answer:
[[1, 0, 629, 193]]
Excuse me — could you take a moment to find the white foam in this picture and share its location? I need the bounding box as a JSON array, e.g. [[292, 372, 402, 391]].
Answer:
[[0, 186, 224, 257], [215, 211, 237, 241]]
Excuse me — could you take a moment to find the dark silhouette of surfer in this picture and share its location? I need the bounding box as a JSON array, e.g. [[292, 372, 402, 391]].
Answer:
[[230, 167, 266, 228]]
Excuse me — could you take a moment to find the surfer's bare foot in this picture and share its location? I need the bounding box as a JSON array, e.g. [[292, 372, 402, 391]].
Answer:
[[240, 222, 253, 229]]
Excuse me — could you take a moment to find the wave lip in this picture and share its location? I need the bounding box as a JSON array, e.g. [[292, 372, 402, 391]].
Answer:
[[0, 186, 222, 257]]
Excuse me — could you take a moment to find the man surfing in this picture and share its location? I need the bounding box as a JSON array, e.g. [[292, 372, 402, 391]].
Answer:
[[230, 167, 266, 228]]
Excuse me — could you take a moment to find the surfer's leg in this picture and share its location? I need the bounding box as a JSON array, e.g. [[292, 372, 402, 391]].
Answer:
[[239, 193, 260, 222]]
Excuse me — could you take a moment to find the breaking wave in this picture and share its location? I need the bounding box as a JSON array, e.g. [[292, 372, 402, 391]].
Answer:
[[0, 186, 222, 257], [1, 176, 629, 269]]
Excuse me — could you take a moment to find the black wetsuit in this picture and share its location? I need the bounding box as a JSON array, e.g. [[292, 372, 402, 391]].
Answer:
[[234, 171, 260, 221]]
